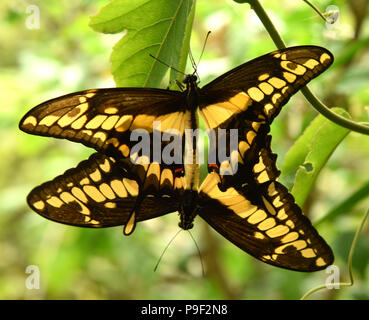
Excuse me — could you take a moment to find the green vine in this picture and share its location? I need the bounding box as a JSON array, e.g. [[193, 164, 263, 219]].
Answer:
[[233, 0, 369, 135]]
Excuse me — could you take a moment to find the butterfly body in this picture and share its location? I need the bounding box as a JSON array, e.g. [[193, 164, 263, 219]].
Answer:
[[20, 46, 336, 271]]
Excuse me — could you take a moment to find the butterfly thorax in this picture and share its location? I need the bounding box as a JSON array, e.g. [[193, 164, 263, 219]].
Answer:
[[183, 74, 200, 111], [178, 190, 198, 230]]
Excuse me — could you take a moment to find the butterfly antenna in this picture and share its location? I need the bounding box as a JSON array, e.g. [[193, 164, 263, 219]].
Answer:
[[187, 230, 205, 277], [188, 49, 197, 71], [196, 31, 211, 69], [154, 229, 182, 272], [149, 53, 186, 76]]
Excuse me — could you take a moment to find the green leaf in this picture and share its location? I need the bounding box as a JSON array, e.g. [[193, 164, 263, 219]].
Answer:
[[315, 180, 369, 225], [280, 108, 351, 207], [89, 0, 195, 87]]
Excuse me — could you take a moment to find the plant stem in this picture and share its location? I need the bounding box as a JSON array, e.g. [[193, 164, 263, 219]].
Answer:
[[233, 0, 369, 135]]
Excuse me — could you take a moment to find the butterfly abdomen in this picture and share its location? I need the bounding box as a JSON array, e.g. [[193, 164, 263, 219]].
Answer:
[[178, 190, 198, 230]]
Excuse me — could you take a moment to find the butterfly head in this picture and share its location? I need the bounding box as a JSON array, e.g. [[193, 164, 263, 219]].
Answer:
[[183, 74, 198, 85]]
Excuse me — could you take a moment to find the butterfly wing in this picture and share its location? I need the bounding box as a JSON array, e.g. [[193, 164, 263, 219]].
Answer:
[[198, 173, 333, 271], [27, 153, 183, 234], [19, 88, 190, 162], [199, 45, 333, 128]]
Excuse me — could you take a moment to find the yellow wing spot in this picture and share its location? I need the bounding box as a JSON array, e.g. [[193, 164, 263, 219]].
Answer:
[[315, 257, 327, 267], [238, 151, 244, 165], [272, 93, 282, 104], [174, 176, 184, 191], [264, 103, 274, 115], [124, 212, 136, 235], [239, 140, 250, 154], [23, 116, 38, 127], [229, 92, 252, 111], [106, 137, 120, 147], [246, 131, 257, 145], [283, 72, 297, 83], [71, 114, 88, 129], [268, 77, 286, 89], [262, 255, 272, 261], [320, 53, 331, 64], [60, 192, 90, 215], [90, 169, 102, 182], [262, 196, 276, 215], [258, 217, 276, 230], [80, 129, 93, 137], [275, 240, 307, 254], [58, 103, 89, 128], [161, 168, 174, 187], [86, 218, 100, 225], [277, 208, 288, 220], [39, 115, 59, 126], [99, 183, 116, 200], [220, 160, 230, 169], [123, 178, 139, 196], [266, 225, 289, 238], [46, 196, 64, 208], [285, 220, 295, 228], [281, 53, 287, 60], [247, 209, 267, 224], [254, 232, 266, 239], [80, 177, 90, 185], [272, 196, 284, 208], [281, 231, 299, 243], [79, 96, 87, 103], [273, 53, 281, 58], [83, 185, 106, 202], [303, 58, 320, 69], [258, 82, 274, 95], [104, 107, 119, 114], [119, 144, 130, 157], [254, 157, 265, 173], [115, 115, 133, 132], [258, 73, 270, 81], [59, 192, 75, 203], [85, 92, 96, 98], [301, 248, 316, 258], [99, 158, 111, 173], [281, 61, 307, 75], [101, 115, 120, 130], [247, 87, 264, 102], [92, 131, 107, 144], [252, 122, 261, 131], [257, 171, 269, 183], [71, 187, 88, 203], [105, 202, 117, 208], [86, 115, 108, 130], [110, 179, 128, 198], [268, 182, 278, 196], [281, 86, 289, 95], [33, 200, 45, 210]]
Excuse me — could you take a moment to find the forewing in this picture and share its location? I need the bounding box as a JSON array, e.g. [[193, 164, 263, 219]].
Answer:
[[19, 88, 189, 161], [198, 173, 333, 271], [199, 46, 333, 128]]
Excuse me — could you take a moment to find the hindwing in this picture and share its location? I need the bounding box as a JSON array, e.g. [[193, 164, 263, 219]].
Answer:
[[198, 173, 333, 271], [27, 153, 183, 234]]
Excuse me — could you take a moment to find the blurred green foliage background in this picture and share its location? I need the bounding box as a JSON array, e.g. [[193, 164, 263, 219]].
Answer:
[[1, 0, 368, 299]]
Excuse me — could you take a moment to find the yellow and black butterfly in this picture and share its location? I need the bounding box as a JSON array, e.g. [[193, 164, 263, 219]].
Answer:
[[20, 45, 334, 271]]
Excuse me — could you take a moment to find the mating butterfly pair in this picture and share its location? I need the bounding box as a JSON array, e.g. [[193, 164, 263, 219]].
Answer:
[[20, 46, 334, 271]]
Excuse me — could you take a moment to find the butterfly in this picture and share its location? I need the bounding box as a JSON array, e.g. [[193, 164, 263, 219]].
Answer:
[[20, 45, 334, 271]]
